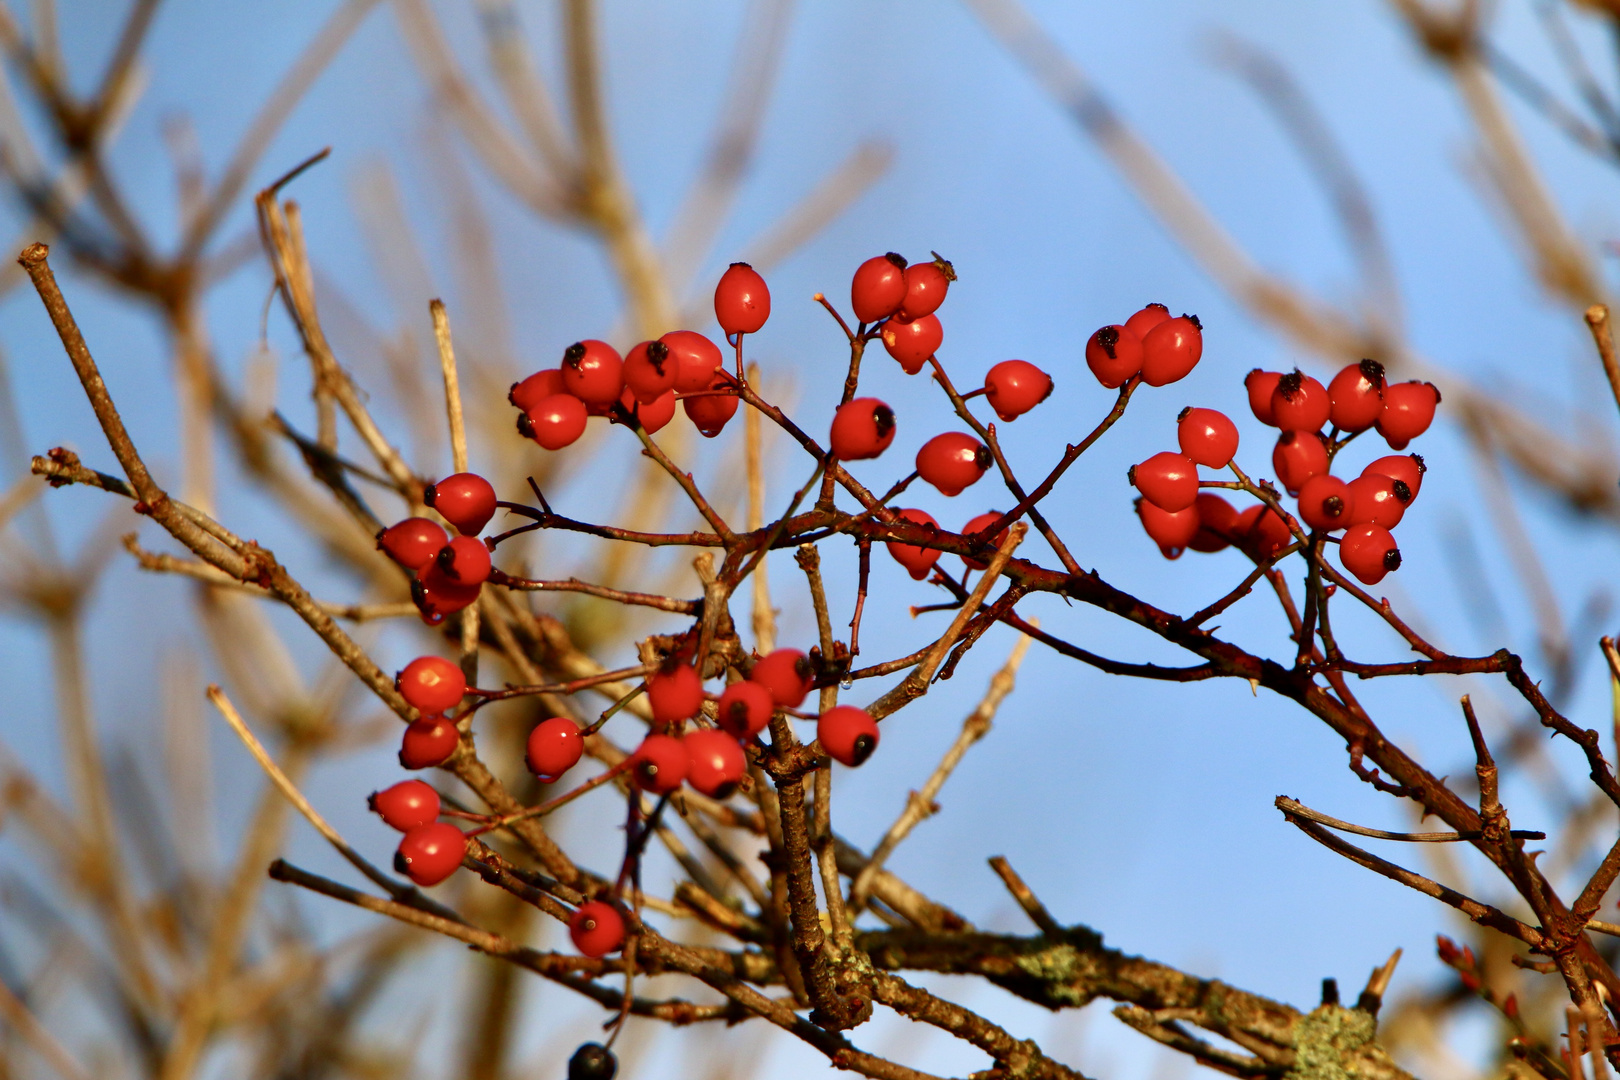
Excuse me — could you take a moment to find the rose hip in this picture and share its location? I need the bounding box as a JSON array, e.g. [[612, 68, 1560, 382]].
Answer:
[[983, 360, 1052, 421], [885, 507, 941, 580], [377, 517, 448, 570], [915, 432, 990, 496], [1130, 451, 1199, 513], [851, 253, 908, 323], [1176, 407, 1238, 468], [880, 313, 942, 374], [1085, 325, 1143, 389], [1139, 315, 1202, 386], [1328, 359, 1385, 432], [1271, 430, 1328, 495]]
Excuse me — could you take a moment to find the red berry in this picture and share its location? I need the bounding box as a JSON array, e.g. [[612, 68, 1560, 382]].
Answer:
[[1363, 454, 1425, 500], [629, 388, 677, 435], [829, 398, 896, 460], [818, 705, 879, 767], [1339, 523, 1401, 584], [560, 340, 624, 406], [1328, 359, 1385, 432], [1130, 451, 1199, 513], [1377, 381, 1440, 448], [1123, 302, 1170, 340], [394, 822, 466, 886], [425, 473, 498, 536], [1296, 474, 1355, 531], [398, 656, 467, 714], [631, 733, 689, 794], [525, 716, 584, 779], [1136, 498, 1199, 558], [983, 360, 1052, 421], [1245, 369, 1283, 425], [661, 330, 725, 394], [1235, 504, 1293, 560], [916, 432, 990, 496], [570, 900, 626, 957], [682, 374, 739, 438], [623, 340, 676, 402], [399, 715, 459, 769], [1270, 370, 1330, 432], [1271, 430, 1329, 495], [683, 729, 747, 798], [520, 393, 589, 450], [510, 369, 565, 413], [885, 508, 940, 580], [851, 253, 908, 323], [1176, 407, 1239, 469], [1139, 315, 1203, 386], [960, 511, 1010, 570], [717, 680, 775, 739], [377, 517, 448, 571], [1346, 473, 1409, 530], [749, 649, 813, 709], [369, 779, 440, 831], [898, 254, 954, 320], [1188, 493, 1237, 553], [880, 313, 942, 374], [436, 534, 492, 585], [647, 663, 705, 726], [1085, 325, 1143, 389], [413, 563, 481, 621], [714, 262, 770, 335]]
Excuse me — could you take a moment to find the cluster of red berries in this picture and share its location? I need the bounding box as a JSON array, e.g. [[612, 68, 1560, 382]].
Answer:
[[1085, 302, 1205, 388], [506, 263, 771, 448], [376, 473, 500, 623], [1130, 356, 1436, 586]]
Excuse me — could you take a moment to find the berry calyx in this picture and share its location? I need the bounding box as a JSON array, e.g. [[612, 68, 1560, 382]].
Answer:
[[435, 534, 492, 585], [1270, 370, 1330, 432], [717, 680, 775, 739], [851, 253, 908, 323], [1328, 359, 1385, 432], [818, 705, 879, 767], [1339, 523, 1401, 584], [682, 374, 739, 437], [377, 517, 448, 570], [1136, 497, 1199, 559], [1129, 451, 1199, 513], [749, 649, 814, 708], [960, 510, 1010, 570], [714, 262, 770, 335], [880, 313, 943, 374], [631, 733, 690, 794], [509, 369, 565, 413], [1377, 381, 1440, 449], [398, 656, 467, 714], [885, 508, 941, 580], [1271, 430, 1329, 495], [1085, 324, 1143, 389], [829, 398, 896, 460], [559, 340, 624, 407], [1296, 474, 1355, 531], [647, 663, 705, 726], [1139, 314, 1203, 386], [1363, 453, 1425, 499], [394, 822, 466, 886], [570, 901, 626, 957], [683, 729, 747, 798], [520, 393, 589, 450], [1176, 407, 1239, 469], [1189, 493, 1238, 553], [368, 779, 440, 831], [661, 330, 725, 394], [983, 360, 1053, 421], [1123, 302, 1171, 340], [1245, 369, 1283, 425], [897, 253, 954, 320], [624, 339, 676, 402], [525, 716, 584, 779], [1346, 473, 1409, 530], [424, 473, 498, 536], [916, 432, 990, 496], [399, 715, 459, 769], [568, 1043, 619, 1080]]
